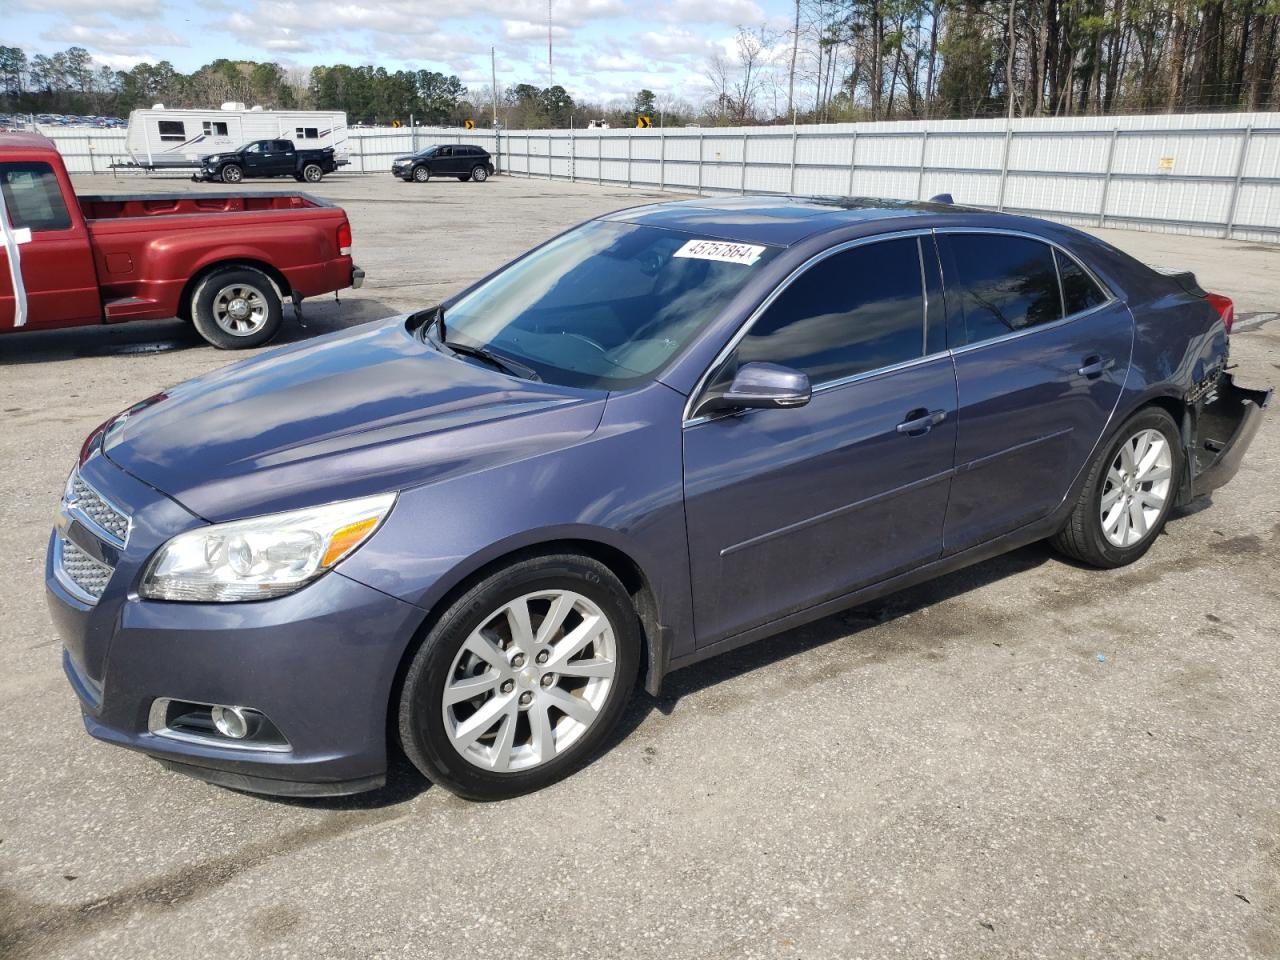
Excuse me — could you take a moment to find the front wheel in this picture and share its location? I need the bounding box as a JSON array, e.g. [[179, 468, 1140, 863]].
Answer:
[[398, 554, 641, 800], [190, 266, 283, 349], [412, 165, 430, 183], [301, 163, 324, 183], [471, 165, 489, 182], [220, 164, 243, 184], [1050, 407, 1182, 568]]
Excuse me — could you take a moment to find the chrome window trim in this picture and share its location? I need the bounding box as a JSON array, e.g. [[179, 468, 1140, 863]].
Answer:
[[682, 227, 936, 426]]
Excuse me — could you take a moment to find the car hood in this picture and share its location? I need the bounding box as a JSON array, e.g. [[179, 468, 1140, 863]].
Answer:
[[392, 155, 420, 163], [103, 317, 607, 522]]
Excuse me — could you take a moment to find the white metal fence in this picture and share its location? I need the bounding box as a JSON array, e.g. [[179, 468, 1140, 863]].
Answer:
[[30, 113, 1280, 243]]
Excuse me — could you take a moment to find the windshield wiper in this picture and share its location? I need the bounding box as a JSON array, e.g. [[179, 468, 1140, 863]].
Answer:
[[443, 339, 542, 382]]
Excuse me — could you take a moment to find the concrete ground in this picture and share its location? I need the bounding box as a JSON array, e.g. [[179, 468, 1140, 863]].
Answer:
[[1, 172, 1278, 960]]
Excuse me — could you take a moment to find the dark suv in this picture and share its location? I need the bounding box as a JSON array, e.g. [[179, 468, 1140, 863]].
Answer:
[[392, 144, 494, 183]]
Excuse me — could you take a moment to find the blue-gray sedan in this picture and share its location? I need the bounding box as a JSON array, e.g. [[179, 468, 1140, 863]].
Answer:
[[47, 196, 1270, 800]]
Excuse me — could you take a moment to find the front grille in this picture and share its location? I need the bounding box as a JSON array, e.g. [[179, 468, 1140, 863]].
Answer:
[[57, 537, 114, 602], [67, 473, 130, 546]]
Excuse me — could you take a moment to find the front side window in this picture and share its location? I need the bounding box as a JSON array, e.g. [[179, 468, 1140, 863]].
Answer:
[[0, 162, 72, 232], [1056, 249, 1109, 316], [157, 120, 185, 142], [734, 237, 926, 385], [437, 222, 778, 389], [942, 233, 1063, 346]]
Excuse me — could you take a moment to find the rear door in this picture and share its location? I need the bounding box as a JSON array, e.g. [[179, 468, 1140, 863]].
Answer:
[[269, 140, 295, 175], [683, 234, 957, 645], [0, 160, 100, 329], [937, 230, 1133, 553]]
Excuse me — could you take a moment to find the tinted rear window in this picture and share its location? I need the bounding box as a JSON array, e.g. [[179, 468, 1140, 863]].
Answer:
[[736, 237, 926, 383], [1056, 249, 1109, 315], [943, 234, 1063, 346]]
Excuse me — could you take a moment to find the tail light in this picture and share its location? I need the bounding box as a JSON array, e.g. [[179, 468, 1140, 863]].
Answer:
[[1206, 292, 1234, 333], [337, 221, 353, 257]]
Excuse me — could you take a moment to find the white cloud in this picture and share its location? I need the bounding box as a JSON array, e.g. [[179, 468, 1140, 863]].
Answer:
[[15, 0, 164, 17], [503, 20, 571, 41], [42, 23, 189, 54], [657, 0, 765, 25]]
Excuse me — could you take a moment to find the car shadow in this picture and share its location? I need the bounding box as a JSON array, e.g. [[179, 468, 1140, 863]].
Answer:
[[0, 297, 399, 365]]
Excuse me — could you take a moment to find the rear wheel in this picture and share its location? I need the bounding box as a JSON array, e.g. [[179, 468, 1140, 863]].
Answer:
[[412, 165, 430, 183], [1050, 407, 1182, 568], [301, 163, 323, 183], [190, 266, 283, 350], [471, 165, 489, 182], [220, 164, 243, 184], [398, 554, 641, 800]]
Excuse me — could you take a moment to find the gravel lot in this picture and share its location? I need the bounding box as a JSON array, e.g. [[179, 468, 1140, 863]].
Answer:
[[1, 171, 1278, 960]]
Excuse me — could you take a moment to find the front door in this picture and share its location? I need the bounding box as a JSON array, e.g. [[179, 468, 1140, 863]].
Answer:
[[937, 231, 1134, 553], [0, 160, 100, 330], [683, 234, 958, 646]]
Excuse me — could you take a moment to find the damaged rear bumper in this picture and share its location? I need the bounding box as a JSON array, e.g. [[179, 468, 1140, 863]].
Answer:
[[1191, 373, 1272, 497]]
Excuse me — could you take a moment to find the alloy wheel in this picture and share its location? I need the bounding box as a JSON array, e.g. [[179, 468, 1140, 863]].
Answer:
[[441, 590, 617, 773], [1099, 427, 1173, 547], [211, 283, 270, 336]]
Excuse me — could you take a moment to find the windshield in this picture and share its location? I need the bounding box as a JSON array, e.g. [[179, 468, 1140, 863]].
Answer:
[[417, 146, 438, 157], [436, 221, 776, 389]]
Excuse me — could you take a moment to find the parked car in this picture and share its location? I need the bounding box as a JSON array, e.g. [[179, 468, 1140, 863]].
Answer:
[[391, 144, 493, 183], [194, 139, 339, 184], [48, 196, 1269, 801], [0, 132, 362, 349]]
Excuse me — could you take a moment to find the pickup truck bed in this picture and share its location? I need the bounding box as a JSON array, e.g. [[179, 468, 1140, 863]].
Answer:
[[77, 191, 357, 324]]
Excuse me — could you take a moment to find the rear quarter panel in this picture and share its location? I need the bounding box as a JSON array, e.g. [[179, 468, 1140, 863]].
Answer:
[[86, 209, 353, 317]]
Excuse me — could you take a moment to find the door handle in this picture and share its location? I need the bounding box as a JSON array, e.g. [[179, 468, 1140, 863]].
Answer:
[[1078, 355, 1114, 378], [896, 408, 946, 435]]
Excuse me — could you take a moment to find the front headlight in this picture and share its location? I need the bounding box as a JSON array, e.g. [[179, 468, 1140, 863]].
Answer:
[[206, 155, 219, 163], [140, 493, 396, 602]]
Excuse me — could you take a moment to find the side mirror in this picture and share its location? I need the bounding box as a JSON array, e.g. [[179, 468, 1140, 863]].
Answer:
[[698, 362, 812, 416]]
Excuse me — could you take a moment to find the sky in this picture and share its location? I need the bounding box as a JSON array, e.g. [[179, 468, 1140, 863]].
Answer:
[[9, 0, 796, 105]]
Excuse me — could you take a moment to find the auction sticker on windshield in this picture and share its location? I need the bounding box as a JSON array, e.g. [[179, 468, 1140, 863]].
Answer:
[[673, 239, 766, 265]]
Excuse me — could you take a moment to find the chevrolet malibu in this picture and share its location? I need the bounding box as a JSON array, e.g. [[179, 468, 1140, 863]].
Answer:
[[47, 196, 1270, 801]]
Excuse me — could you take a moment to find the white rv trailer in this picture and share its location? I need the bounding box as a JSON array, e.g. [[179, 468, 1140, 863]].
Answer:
[[125, 103, 349, 169]]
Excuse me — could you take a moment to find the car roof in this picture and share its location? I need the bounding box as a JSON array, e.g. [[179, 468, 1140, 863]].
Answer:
[[0, 132, 59, 154], [599, 194, 1004, 247]]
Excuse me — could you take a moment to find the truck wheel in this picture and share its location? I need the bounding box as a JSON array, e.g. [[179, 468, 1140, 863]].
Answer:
[[220, 164, 243, 184], [191, 267, 283, 350], [471, 165, 489, 182], [1049, 407, 1183, 568], [302, 163, 324, 183], [412, 165, 430, 183]]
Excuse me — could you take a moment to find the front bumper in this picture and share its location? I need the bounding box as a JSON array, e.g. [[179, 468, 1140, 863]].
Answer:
[[47, 454, 424, 796], [1191, 373, 1272, 497]]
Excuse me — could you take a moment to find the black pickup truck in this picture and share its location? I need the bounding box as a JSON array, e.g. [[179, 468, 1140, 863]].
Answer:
[[194, 139, 340, 184]]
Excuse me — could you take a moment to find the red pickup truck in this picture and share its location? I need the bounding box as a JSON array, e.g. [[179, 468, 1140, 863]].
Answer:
[[0, 132, 362, 349]]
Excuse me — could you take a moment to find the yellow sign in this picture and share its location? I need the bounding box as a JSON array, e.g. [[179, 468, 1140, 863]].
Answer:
[[1158, 155, 1174, 171], [391, 119, 402, 129], [636, 116, 652, 129], [464, 119, 476, 130]]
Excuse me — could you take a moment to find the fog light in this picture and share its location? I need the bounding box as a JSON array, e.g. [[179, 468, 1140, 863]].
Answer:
[[210, 705, 250, 739]]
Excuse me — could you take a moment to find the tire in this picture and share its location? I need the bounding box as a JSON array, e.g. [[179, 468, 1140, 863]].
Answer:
[[471, 165, 489, 182], [220, 164, 243, 184], [398, 553, 641, 800], [1050, 407, 1183, 568], [302, 163, 323, 183], [412, 165, 430, 183], [190, 266, 284, 350]]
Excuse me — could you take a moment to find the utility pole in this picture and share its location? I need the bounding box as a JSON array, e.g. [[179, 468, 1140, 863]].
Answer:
[[548, 0, 554, 88], [491, 46, 498, 128]]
